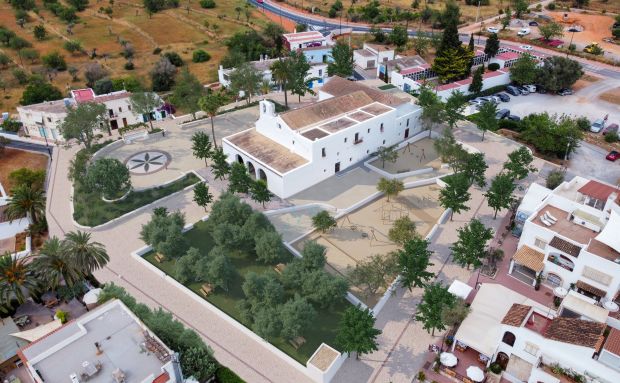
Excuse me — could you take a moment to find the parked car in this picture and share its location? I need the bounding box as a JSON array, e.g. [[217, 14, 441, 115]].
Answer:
[[590, 118, 605, 133], [517, 28, 531, 36], [606, 150, 620, 162], [519, 45, 533, 51], [518, 87, 530, 95], [602, 123, 619, 136], [506, 86, 521, 96], [507, 115, 521, 121], [529, 21, 539, 26], [487, 27, 499, 33], [523, 84, 537, 93], [537, 86, 547, 94], [495, 109, 510, 119], [487, 95, 501, 104], [558, 88, 573, 96], [496, 93, 511, 102]]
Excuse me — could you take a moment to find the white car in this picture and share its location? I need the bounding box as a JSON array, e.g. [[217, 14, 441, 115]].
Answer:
[[523, 84, 536, 93], [519, 45, 533, 51], [517, 27, 531, 36], [487, 27, 499, 33]]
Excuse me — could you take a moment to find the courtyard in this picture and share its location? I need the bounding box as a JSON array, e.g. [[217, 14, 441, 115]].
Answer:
[[292, 184, 444, 307], [368, 137, 442, 175]]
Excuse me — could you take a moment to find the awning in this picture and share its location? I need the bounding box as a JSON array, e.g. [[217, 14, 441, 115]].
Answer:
[[506, 354, 533, 382], [576, 280, 606, 297], [448, 280, 473, 300], [595, 211, 620, 254], [561, 291, 609, 323], [512, 245, 545, 273], [11, 319, 62, 342]]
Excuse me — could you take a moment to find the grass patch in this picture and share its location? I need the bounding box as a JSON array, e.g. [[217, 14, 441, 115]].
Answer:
[[144, 220, 347, 364], [73, 172, 199, 227], [378, 84, 396, 90]]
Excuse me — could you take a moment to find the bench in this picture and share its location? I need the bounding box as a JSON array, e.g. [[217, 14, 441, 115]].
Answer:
[[288, 336, 306, 350], [154, 253, 165, 263], [200, 283, 213, 297], [274, 263, 286, 274]]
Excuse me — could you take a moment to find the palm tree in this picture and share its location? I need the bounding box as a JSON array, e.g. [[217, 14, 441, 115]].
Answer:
[[0, 252, 38, 305], [198, 92, 226, 149], [271, 58, 291, 108], [5, 184, 45, 225], [260, 79, 271, 99], [63, 231, 109, 275], [33, 237, 81, 289]]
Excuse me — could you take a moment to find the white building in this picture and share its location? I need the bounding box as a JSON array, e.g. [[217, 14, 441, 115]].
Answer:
[[453, 283, 620, 383], [283, 30, 328, 50], [17, 88, 165, 141], [18, 299, 184, 383], [222, 76, 421, 198], [353, 43, 396, 71], [512, 177, 620, 305]]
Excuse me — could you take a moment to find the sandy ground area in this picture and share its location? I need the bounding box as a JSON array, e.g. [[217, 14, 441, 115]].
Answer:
[[369, 138, 441, 174], [0, 148, 49, 194], [600, 87, 620, 105], [572, 74, 601, 91], [548, 11, 619, 56], [292, 184, 444, 307]]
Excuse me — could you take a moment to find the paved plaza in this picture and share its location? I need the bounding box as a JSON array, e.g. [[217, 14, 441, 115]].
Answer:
[[368, 137, 441, 174]]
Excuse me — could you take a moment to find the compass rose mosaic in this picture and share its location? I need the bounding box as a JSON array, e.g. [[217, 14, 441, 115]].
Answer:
[[125, 150, 171, 175]]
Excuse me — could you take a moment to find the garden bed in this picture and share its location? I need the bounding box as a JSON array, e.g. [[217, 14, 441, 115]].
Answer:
[[144, 219, 347, 364], [0, 148, 48, 194]]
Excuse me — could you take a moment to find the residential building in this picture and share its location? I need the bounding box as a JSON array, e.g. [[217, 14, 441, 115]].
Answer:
[[0, 317, 28, 376], [453, 283, 620, 383], [283, 30, 327, 50], [378, 55, 432, 83], [512, 177, 620, 304], [222, 76, 421, 198], [17, 299, 184, 383], [17, 88, 165, 141]]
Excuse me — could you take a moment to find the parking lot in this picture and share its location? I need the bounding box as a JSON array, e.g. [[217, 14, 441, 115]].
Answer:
[[491, 79, 620, 184]]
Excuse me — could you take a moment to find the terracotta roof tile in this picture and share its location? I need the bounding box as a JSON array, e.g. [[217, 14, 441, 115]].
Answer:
[[549, 236, 581, 257], [320, 76, 409, 107], [577, 180, 620, 202], [544, 317, 605, 348], [512, 245, 545, 272], [501, 304, 531, 326], [604, 328, 620, 356]]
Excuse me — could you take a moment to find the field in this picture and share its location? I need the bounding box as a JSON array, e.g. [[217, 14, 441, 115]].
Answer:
[[546, 11, 619, 56], [0, 147, 49, 193], [0, 0, 273, 113], [144, 220, 348, 364], [556, 0, 620, 14]]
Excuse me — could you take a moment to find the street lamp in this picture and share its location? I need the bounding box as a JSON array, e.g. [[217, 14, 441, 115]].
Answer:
[[566, 30, 576, 58]]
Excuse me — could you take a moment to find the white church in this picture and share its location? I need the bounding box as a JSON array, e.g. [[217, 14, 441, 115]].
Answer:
[[222, 76, 422, 198]]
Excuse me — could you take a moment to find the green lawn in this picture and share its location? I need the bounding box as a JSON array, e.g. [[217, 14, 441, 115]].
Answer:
[[144, 220, 347, 364], [73, 173, 200, 227]]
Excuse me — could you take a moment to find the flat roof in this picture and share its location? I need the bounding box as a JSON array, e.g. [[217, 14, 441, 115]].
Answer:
[[533, 204, 593, 245], [226, 129, 308, 174], [496, 51, 521, 60], [0, 318, 28, 363], [18, 100, 69, 114], [308, 344, 339, 371], [355, 48, 375, 58], [320, 76, 409, 107], [302, 128, 330, 140], [283, 31, 325, 42], [20, 300, 171, 383]]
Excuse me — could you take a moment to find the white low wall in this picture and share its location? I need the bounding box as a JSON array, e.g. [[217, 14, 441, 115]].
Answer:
[[0, 218, 29, 240]]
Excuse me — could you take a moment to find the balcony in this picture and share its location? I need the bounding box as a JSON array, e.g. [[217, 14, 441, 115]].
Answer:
[[547, 253, 574, 272]]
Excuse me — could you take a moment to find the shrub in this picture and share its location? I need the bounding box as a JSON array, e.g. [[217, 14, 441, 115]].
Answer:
[[488, 62, 500, 71], [604, 131, 619, 143], [200, 0, 216, 8], [9, 168, 46, 189], [152, 47, 162, 55], [192, 49, 211, 63], [124, 61, 135, 70], [575, 117, 590, 131], [546, 2, 556, 10], [489, 363, 502, 374], [546, 169, 565, 189], [498, 119, 523, 132], [1, 118, 22, 133], [55, 309, 69, 324], [163, 51, 184, 67], [9, 36, 31, 50], [216, 367, 245, 383], [42, 51, 67, 71]]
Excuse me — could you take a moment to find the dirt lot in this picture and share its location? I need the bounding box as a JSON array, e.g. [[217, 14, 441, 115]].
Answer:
[[547, 11, 618, 56], [556, 0, 620, 14], [0, 148, 49, 194], [573, 74, 601, 92], [600, 87, 620, 105]]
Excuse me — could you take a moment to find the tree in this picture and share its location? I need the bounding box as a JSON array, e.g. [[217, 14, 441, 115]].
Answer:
[[397, 237, 434, 290], [0, 53, 9, 68], [512, 0, 528, 18], [462, 152, 488, 188], [250, 180, 272, 208], [503, 146, 537, 181], [255, 231, 283, 264], [180, 347, 218, 382], [33, 237, 80, 289], [270, 58, 292, 108], [20, 48, 39, 64], [417, 85, 445, 137], [546, 169, 564, 190], [175, 248, 200, 284], [520, 113, 583, 158], [289, 51, 317, 102], [84, 63, 109, 87], [0, 252, 37, 305], [198, 91, 227, 148], [327, 41, 354, 78], [444, 90, 466, 129], [441, 298, 471, 327], [20, 77, 62, 105], [129, 92, 161, 131], [5, 184, 44, 225], [377, 178, 404, 202], [9, 168, 45, 190], [539, 22, 564, 41], [42, 51, 67, 71], [388, 216, 418, 246], [510, 53, 538, 85], [451, 219, 493, 269], [335, 305, 381, 359], [502, 7, 512, 30], [93, 78, 113, 95], [280, 296, 316, 340], [376, 145, 398, 168], [85, 158, 131, 199], [193, 182, 213, 212], [431, 2, 472, 83], [192, 49, 210, 63], [228, 62, 263, 105], [171, 69, 205, 119], [484, 33, 500, 57], [263, 22, 285, 54], [412, 31, 431, 56], [536, 57, 583, 93], [63, 39, 83, 54], [228, 162, 253, 194], [141, 210, 188, 260], [469, 66, 484, 95], [415, 282, 455, 336], [475, 100, 498, 141], [348, 253, 399, 298], [33, 24, 47, 40], [389, 24, 409, 49], [191, 131, 213, 167], [206, 252, 235, 291], [63, 230, 109, 275], [439, 173, 471, 220], [312, 210, 336, 233], [59, 102, 108, 148], [210, 147, 230, 180], [151, 57, 177, 91], [485, 173, 516, 219]]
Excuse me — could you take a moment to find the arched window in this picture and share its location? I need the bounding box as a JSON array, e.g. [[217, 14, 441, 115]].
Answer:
[[502, 331, 516, 347], [546, 273, 562, 288], [236, 154, 244, 164]]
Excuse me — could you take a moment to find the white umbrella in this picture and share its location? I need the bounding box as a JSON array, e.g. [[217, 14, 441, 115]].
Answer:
[[83, 288, 102, 305], [440, 352, 457, 367], [466, 366, 485, 382], [554, 287, 568, 298]]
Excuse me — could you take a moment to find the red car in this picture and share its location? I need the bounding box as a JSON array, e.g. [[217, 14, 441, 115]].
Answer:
[[607, 150, 620, 161]]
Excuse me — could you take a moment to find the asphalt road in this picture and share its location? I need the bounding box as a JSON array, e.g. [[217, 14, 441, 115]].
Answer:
[[251, 0, 620, 80]]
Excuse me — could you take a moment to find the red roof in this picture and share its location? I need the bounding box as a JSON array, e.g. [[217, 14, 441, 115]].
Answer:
[[482, 70, 505, 79], [495, 51, 521, 61], [152, 372, 170, 383], [435, 83, 459, 92], [71, 88, 95, 103], [400, 66, 426, 75], [578, 180, 620, 202], [604, 328, 620, 356]]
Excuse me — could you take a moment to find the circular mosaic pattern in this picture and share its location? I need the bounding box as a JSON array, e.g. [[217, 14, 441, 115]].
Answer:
[[125, 150, 171, 175]]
